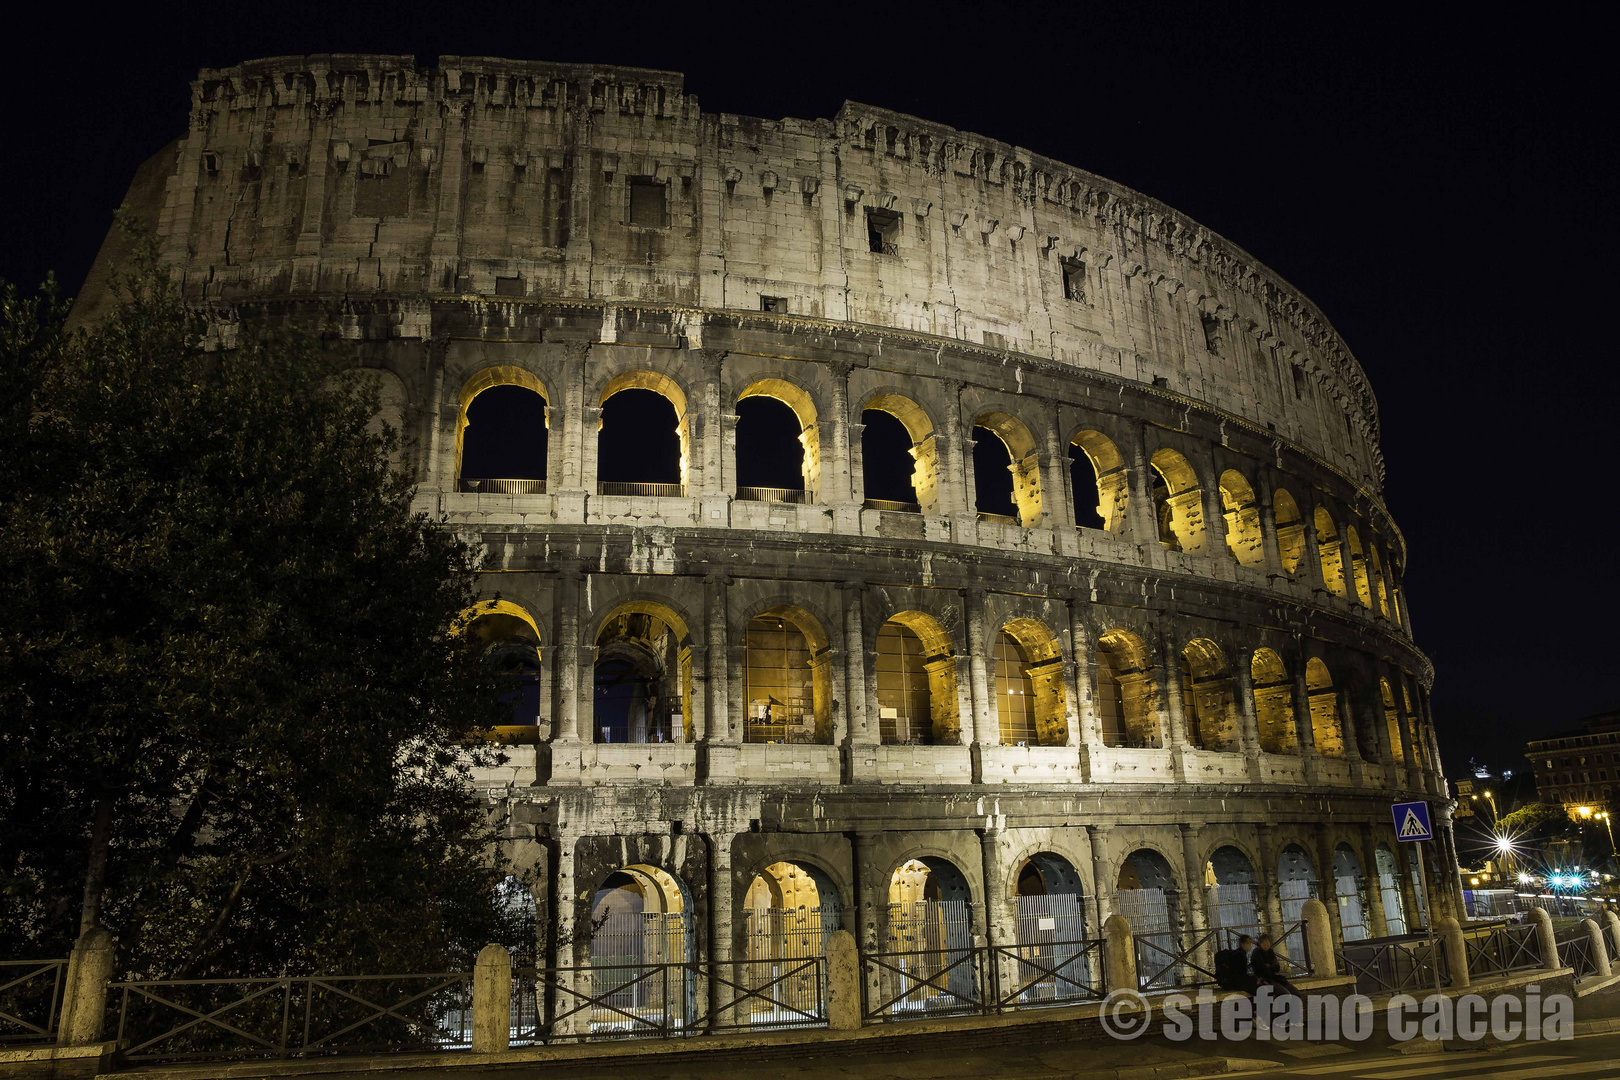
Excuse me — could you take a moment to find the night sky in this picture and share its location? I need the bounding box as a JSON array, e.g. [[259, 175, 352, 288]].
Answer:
[[7, 3, 1613, 775]]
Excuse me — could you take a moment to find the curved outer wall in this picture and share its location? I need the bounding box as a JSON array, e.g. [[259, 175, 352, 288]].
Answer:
[[83, 55, 1456, 980]]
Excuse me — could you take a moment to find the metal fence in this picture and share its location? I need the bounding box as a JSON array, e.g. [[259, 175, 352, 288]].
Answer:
[[1554, 927, 1597, 980], [597, 482, 685, 498], [458, 478, 545, 494], [0, 960, 67, 1045], [1336, 937, 1448, 996], [1462, 922, 1542, 979], [735, 486, 809, 504], [1279, 879, 1320, 961], [1114, 888, 1176, 990], [109, 973, 473, 1062], [862, 498, 921, 513]]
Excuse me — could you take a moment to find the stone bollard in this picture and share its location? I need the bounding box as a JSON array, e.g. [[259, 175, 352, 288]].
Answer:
[[1301, 898, 1336, 978], [1437, 916, 1469, 988], [471, 943, 511, 1053], [1605, 911, 1620, 965], [1102, 913, 1137, 993], [825, 929, 861, 1031], [58, 927, 117, 1047], [1529, 908, 1560, 972], [1583, 919, 1612, 978]]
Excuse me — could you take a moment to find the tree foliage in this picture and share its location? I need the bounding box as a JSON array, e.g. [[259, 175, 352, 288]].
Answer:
[[0, 224, 524, 978]]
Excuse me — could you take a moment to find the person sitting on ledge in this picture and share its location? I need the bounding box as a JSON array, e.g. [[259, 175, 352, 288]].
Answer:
[[1252, 933, 1302, 998], [1213, 934, 1259, 994]]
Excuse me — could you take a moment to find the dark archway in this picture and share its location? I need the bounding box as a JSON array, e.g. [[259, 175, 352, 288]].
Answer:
[[460, 384, 548, 491], [735, 396, 805, 496], [861, 409, 918, 506], [599, 388, 682, 488]]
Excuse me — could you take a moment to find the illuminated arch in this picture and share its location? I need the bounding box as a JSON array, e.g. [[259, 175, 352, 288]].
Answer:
[[1346, 526, 1372, 608], [741, 603, 833, 745], [1250, 648, 1298, 754], [1380, 678, 1404, 764], [1180, 638, 1240, 753], [1096, 628, 1161, 748], [737, 378, 821, 500], [1273, 489, 1305, 575], [1069, 430, 1129, 533], [1314, 508, 1347, 596], [1368, 546, 1391, 618], [1305, 658, 1345, 756], [455, 366, 550, 492], [997, 618, 1069, 746], [459, 599, 544, 735], [599, 370, 691, 490], [862, 392, 938, 513], [875, 611, 961, 746], [593, 600, 694, 744], [1148, 448, 1206, 554], [1217, 470, 1264, 567], [972, 410, 1043, 527]]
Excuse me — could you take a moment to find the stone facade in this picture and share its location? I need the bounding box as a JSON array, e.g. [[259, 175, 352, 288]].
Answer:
[[81, 54, 1459, 998]]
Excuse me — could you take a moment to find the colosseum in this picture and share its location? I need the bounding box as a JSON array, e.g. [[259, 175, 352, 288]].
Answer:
[[83, 54, 1456, 1028]]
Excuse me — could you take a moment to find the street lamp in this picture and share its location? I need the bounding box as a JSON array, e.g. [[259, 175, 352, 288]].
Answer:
[[1483, 789, 1498, 821], [1600, 811, 1616, 856]]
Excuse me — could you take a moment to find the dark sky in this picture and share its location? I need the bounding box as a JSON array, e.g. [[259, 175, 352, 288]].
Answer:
[[6, 3, 1613, 774]]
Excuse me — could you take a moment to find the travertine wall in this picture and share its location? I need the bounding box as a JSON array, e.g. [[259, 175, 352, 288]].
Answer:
[[77, 54, 1462, 989]]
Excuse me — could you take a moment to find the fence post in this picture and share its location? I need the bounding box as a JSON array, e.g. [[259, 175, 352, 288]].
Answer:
[[1583, 919, 1612, 978], [1301, 898, 1336, 977], [472, 943, 511, 1053], [825, 929, 861, 1030], [1528, 908, 1560, 972], [58, 927, 116, 1047], [1102, 914, 1136, 992], [1438, 916, 1468, 988], [1606, 911, 1620, 963]]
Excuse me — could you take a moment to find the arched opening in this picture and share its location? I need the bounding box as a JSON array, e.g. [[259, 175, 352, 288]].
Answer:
[[1148, 449, 1206, 554], [1375, 845, 1409, 936], [1096, 629, 1160, 748], [1069, 431, 1129, 533], [875, 612, 959, 745], [1368, 546, 1391, 618], [879, 857, 974, 1015], [457, 367, 549, 493], [1314, 508, 1347, 597], [973, 412, 1042, 527], [1276, 845, 1320, 961], [1116, 849, 1182, 990], [594, 604, 692, 744], [1333, 844, 1370, 941], [861, 394, 936, 513], [1346, 526, 1373, 608], [1179, 639, 1240, 753], [1305, 658, 1345, 756], [742, 606, 832, 745], [1205, 847, 1260, 948], [1250, 649, 1298, 754], [996, 620, 1069, 747], [1218, 470, 1264, 566], [598, 372, 687, 496], [1011, 853, 1094, 1004], [1273, 489, 1305, 575], [1401, 684, 1427, 770], [1380, 679, 1404, 764], [587, 864, 696, 1032], [739, 861, 840, 1026], [459, 600, 543, 740], [736, 379, 818, 503]]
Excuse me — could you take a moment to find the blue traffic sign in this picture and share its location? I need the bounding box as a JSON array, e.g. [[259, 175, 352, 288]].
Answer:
[[1393, 800, 1433, 842]]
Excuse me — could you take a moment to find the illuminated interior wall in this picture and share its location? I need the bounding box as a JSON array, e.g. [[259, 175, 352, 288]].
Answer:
[[1149, 448, 1207, 554], [1314, 508, 1347, 597], [743, 612, 833, 744], [1218, 470, 1265, 567], [1096, 629, 1161, 748], [1071, 430, 1130, 533], [1180, 639, 1241, 752], [1250, 648, 1298, 754], [1305, 658, 1344, 756], [1273, 489, 1305, 574]]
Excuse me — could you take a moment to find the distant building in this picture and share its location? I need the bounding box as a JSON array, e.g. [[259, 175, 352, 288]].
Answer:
[[1527, 708, 1620, 809]]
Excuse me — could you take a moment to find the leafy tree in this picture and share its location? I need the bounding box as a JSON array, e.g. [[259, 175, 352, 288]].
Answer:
[[0, 223, 525, 978]]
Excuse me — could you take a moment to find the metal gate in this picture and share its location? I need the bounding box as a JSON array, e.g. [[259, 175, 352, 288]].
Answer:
[[1336, 875, 1370, 941], [737, 905, 837, 1027], [1010, 892, 1095, 1004], [1207, 883, 1261, 948], [1379, 874, 1408, 935], [1115, 888, 1176, 989], [587, 911, 693, 1035], [872, 900, 976, 1016], [1279, 879, 1319, 962]]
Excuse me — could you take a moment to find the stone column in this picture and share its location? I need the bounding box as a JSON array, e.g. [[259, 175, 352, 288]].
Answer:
[[980, 828, 1011, 1004], [704, 574, 732, 745], [1089, 824, 1118, 926], [549, 561, 586, 783], [827, 362, 860, 532], [944, 382, 976, 535], [1300, 498, 1328, 592], [1232, 649, 1264, 780], [1179, 824, 1210, 975], [1255, 825, 1286, 933], [1126, 423, 1163, 555], [1255, 473, 1284, 578], [1338, 521, 1361, 609], [707, 835, 736, 1028], [1391, 669, 1419, 784], [1067, 600, 1098, 753], [1042, 409, 1074, 546], [1159, 630, 1191, 778], [1316, 832, 1346, 945], [964, 588, 994, 780], [1197, 447, 1231, 562], [1336, 687, 1363, 763], [551, 832, 585, 1036], [841, 582, 872, 758]]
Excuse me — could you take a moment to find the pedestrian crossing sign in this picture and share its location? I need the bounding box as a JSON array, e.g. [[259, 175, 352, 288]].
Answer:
[[1393, 800, 1433, 842]]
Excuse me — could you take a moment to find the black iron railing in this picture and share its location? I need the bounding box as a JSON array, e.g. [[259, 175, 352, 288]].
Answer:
[[862, 498, 921, 513], [1462, 922, 1541, 979], [0, 960, 67, 1045], [1336, 936, 1448, 996], [862, 946, 987, 1022], [1555, 927, 1597, 979], [991, 939, 1104, 1008], [735, 486, 810, 505], [596, 482, 685, 498], [109, 973, 472, 1062], [458, 478, 546, 494]]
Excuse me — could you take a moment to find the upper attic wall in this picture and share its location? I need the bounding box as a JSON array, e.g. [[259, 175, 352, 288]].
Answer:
[[129, 55, 1382, 487]]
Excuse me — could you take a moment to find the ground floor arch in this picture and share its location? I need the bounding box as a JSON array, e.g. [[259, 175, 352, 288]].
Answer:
[[1375, 844, 1409, 935], [586, 864, 696, 1033], [737, 861, 841, 1027], [1116, 848, 1182, 989], [1277, 844, 1320, 960], [1204, 846, 1261, 947], [877, 856, 976, 1015], [1009, 852, 1094, 1004], [1332, 843, 1370, 941]]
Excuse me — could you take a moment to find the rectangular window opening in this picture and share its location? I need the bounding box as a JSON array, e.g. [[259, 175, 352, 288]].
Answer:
[[495, 276, 525, 297], [629, 176, 667, 227], [1201, 312, 1221, 353], [760, 295, 788, 314], [1061, 257, 1087, 302], [866, 208, 900, 255], [1292, 365, 1307, 399]]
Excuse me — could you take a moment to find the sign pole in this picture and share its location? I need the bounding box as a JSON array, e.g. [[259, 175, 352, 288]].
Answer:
[[1416, 837, 1442, 992]]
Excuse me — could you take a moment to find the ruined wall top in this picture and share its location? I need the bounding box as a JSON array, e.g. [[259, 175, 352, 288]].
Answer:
[[139, 55, 1383, 487]]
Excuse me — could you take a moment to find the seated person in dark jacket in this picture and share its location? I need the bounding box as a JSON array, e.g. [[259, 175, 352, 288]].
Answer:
[[1251, 934, 1301, 998], [1213, 934, 1259, 993]]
